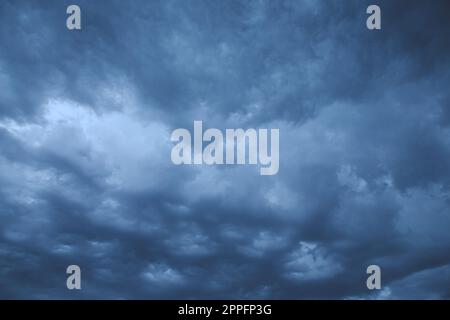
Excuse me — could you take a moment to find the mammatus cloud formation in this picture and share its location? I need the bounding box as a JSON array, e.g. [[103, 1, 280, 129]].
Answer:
[[1, 0, 450, 299]]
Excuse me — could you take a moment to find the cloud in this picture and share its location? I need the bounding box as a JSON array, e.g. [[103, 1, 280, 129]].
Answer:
[[1, 0, 450, 299]]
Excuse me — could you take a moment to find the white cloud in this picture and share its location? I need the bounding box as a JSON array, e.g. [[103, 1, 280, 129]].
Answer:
[[284, 241, 342, 281]]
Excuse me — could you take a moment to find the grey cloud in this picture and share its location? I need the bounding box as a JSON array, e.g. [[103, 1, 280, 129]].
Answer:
[[1, 0, 450, 299]]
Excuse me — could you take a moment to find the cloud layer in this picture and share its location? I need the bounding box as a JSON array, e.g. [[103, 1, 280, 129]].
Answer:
[[1, 0, 450, 299]]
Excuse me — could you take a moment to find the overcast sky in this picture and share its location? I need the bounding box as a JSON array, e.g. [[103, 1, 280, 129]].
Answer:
[[1, 0, 450, 299]]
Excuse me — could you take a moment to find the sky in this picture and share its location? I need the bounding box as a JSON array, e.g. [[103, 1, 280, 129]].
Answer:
[[0, 0, 450, 299]]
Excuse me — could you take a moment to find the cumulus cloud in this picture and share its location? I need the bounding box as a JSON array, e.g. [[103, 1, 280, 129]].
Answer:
[[1, 0, 450, 299]]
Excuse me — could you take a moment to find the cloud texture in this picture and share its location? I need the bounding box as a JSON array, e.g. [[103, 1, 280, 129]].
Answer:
[[0, 0, 450, 299]]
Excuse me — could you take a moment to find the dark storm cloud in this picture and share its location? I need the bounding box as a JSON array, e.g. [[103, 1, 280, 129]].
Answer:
[[1, 0, 450, 299]]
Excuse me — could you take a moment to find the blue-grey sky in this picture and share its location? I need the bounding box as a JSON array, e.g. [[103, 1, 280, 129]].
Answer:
[[1, 0, 450, 299]]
